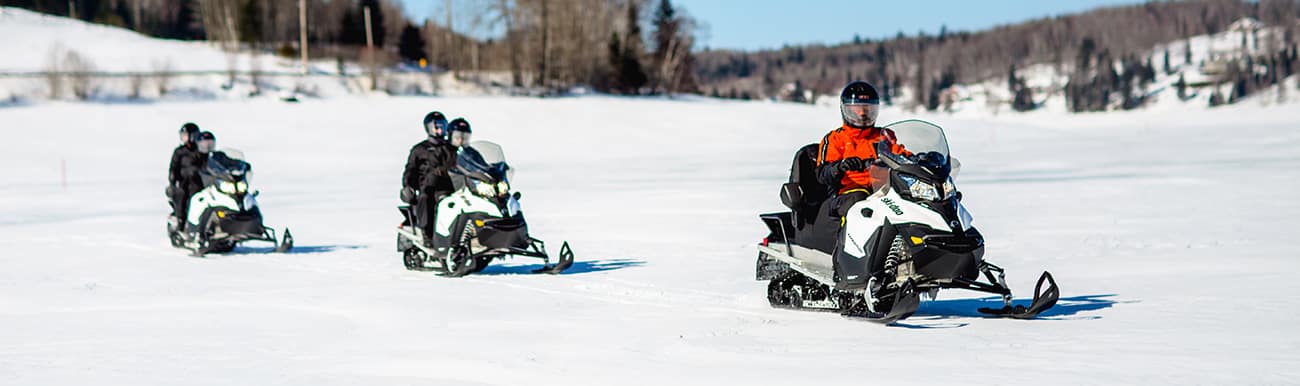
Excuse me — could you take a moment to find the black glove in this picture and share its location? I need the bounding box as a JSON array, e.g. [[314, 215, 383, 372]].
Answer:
[[400, 187, 416, 203], [838, 157, 866, 172]]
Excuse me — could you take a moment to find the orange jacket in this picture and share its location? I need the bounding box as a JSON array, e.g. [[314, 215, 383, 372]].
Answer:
[[816, 124, 908, 194]]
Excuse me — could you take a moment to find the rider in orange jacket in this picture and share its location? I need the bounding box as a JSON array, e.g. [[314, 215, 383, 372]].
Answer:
[[816, 81, 909, 289]]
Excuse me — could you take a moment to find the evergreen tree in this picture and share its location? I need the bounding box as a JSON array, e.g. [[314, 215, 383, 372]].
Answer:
[[168, 0, 201, 40], [1008, 63, 1019, 93], [1013, 86, 1036, 112], [612, 2, 648, 94], [1163, 50, 1173, 75], [1176, 73, 1188, 100], [398, 23, 426, 63], [340, 8, 364, 46], [239, 0, 264, 46]]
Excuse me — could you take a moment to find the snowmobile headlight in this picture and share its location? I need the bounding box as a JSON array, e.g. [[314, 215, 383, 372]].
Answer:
[[218, 181, 237, 194], [899, 174, 940, 201], [217, 181, 249, 194], [473, 180, 496, 197], [495, 181, 510, 196]]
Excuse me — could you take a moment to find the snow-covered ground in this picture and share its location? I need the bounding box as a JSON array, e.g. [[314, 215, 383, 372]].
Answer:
[[1, 95, 1297, 385], [3, 5, 1299, 385]]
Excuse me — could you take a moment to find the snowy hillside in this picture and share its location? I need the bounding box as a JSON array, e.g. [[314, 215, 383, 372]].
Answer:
[[943, 17, 1299, 114], [0, 7, 501, 101]]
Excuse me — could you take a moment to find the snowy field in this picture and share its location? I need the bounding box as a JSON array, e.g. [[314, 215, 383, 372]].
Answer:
[[1, 95, 1298, 385]]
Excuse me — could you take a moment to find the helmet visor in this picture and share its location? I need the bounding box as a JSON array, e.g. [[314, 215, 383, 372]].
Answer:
[[197, 139, 215, 153], [842, 103, 879, 127], [426, 119, 447, 138], [179, 131, 191, 144], [450, 131, 472, 147]]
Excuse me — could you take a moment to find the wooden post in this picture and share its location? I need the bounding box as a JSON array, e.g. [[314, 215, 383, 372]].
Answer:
[[364, 6, 375, 91], [299, 0, 309, 75], [364, 6, 374, 49], [68, 0, 76, 19]]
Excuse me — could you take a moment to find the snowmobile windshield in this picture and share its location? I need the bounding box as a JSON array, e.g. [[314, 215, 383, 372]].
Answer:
[[206, 150, 251, 181], [880, 120, 952, 172], [456, 141, 511, 182]]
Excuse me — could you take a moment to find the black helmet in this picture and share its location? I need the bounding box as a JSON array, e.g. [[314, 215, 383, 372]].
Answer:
[[423, 111, 448, 139], [447, 118, 472, 147], [196, 131, 216, 153], [839, 81, 880, 128], [179, 122, 201, 145]]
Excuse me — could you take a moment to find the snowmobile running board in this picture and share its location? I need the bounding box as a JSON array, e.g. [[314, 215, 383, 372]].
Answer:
[[757, 244, 840, 290]]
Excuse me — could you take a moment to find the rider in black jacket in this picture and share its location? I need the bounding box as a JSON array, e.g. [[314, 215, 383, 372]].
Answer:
[[168, 123, 205, 228], [402, 112, 457, 245]]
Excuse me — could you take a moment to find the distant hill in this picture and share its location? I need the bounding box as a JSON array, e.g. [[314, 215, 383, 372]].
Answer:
[[693, 0, 1300, 112]]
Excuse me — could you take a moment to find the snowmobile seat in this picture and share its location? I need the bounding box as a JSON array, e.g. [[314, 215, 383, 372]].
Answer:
[[781, 145, 830, 215], [780, 144, 837, 253]]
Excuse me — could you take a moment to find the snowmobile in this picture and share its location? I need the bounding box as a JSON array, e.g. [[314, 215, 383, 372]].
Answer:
[[397, 141, 573, 276], [756, 120, 1058, 324], [167, 150, 293, 256]]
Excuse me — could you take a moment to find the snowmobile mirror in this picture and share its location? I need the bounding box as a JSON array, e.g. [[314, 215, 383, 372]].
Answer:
[[951, 157, 962, 178], [779, 183, 803, 209]]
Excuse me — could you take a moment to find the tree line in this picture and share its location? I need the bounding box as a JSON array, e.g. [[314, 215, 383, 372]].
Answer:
[[3, 0, 700, 95]]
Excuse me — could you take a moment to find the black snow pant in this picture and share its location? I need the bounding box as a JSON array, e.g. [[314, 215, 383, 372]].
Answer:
[[413, 189, 451, 244], [170, 184, 202, 223], [831, 190, 871, 289]]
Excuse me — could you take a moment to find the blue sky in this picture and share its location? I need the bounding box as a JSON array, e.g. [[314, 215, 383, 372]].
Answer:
[[398, 0, 1147, 51]]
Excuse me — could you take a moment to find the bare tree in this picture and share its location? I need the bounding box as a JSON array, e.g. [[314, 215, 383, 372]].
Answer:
[[128, 72, 147, 100], [43, 45, 67, 100], [152, 59, 176, 96], [64, 50, 99, 101]]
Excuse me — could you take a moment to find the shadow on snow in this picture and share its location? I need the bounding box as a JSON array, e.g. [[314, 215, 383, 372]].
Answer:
[[889, 294, 1125, 328], [475, 258, 646, 276], [229, 244, 368, 255]]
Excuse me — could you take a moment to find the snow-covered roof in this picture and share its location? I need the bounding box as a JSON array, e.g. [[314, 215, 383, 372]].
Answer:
[[1226, 17, 1263, 32]]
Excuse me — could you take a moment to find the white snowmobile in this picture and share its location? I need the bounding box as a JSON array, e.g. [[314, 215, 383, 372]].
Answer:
[[397, 141, 573, 276], [756, 120, 1058, 324], [167, 150, 293, 256]]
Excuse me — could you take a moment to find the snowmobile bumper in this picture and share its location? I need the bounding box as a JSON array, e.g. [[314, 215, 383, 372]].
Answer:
[[894, 225, 985, 282], [475, 217, 532, 250], [212, 209, 266, 240]]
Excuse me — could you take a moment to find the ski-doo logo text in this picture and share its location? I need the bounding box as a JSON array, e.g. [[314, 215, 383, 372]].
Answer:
[[881, 198, 904, 216]]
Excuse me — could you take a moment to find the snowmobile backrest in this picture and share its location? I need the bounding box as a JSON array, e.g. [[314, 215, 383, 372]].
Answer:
[[787, 143, 830, 208]]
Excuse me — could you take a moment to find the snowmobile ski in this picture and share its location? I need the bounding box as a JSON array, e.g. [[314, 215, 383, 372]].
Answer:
[[977, 271, 1059, 319], [532, 242, 574, 274], [273, 229, 294, 253]]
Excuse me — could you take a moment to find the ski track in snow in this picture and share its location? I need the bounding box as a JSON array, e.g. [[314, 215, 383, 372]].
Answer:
[[1, 96, 1298, 385]]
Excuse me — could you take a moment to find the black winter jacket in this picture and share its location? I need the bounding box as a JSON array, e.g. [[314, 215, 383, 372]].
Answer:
[[169, 144, 208, 190], [402, 138, 457, 193]]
